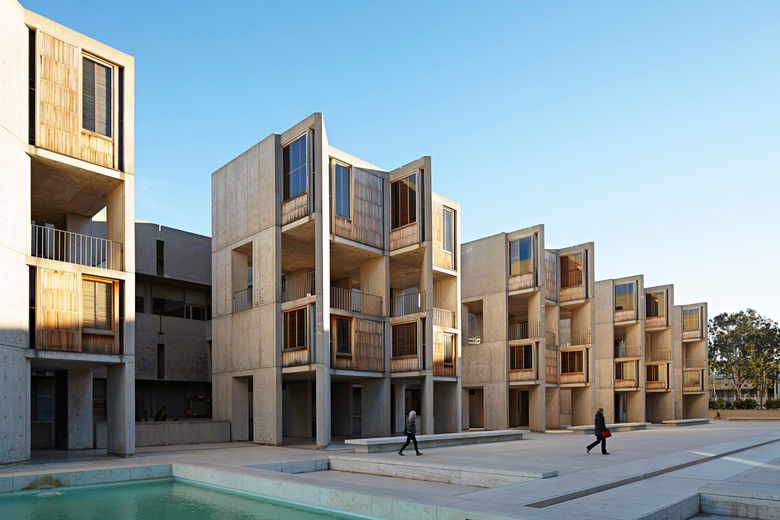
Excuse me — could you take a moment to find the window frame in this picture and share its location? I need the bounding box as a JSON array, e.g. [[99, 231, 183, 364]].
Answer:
[[614, 282, 636, 311], [332, 160, 352, 220], [646, 364, 661, 382], [442, 332, 455, 365], [282, 133, 308, 202], [390, 172, 417, 230], [81, 275, 115, 333], [509, 345, 533, 371], [81, 53, 116, 141], [560, 350, 584, 374], [646, 290, 666, 318], [333, 315, 352, 356], [560, 251, 584, 288], [615, 360, 636, 381], [283, 306, 308, 351], [509, 236, 534, 276], [392, 321, 417, 358], [682, 308, 701, 331], [442, 207, 454, 254]]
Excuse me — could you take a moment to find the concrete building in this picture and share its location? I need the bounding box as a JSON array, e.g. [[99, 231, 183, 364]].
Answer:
[[0, 1, 135, 462], [133, 222, 212, 422], [461, 226, 595, 431], [210, 114, 462, 448], [643, 284, 676, 423], [675, 302, 709, 418]]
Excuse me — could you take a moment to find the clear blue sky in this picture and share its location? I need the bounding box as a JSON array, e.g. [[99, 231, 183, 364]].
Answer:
[[24, 0, 780, 321]]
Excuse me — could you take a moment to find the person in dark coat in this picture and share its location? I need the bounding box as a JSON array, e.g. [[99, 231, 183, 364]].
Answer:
[[586, 408, 610, 455], [398, 410, 422, 456]]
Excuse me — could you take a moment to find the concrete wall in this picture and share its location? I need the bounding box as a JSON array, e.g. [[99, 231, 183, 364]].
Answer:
[[136, 223, 211, 284]]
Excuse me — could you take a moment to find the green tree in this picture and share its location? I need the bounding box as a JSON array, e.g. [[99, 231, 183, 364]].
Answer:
[[708, 309, 779, 405]]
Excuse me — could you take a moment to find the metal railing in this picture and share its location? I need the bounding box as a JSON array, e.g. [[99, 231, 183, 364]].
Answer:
[[31, 223, 123, 270], [509, 320, 541, 341], [560, 329, 591, 347], [330, 287, 383, 315], [281, 271, 315, 302], [392, 290, 424, 316], [614, 343, 641, 358], [433, 307, 455, 328], [232, 287, 252, 313]]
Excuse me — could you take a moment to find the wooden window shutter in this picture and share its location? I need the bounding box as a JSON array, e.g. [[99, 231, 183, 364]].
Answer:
[[82, 279, 96, 329], [82, 57, 112, 137], [82, 58, 96, 133], [95, 281, 111, 329]]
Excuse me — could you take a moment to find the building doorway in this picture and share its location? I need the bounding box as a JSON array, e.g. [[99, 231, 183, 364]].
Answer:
[[468, 388, 484, 429]]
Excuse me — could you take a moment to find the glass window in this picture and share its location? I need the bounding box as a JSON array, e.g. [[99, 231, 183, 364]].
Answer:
[[510, 345, 533, 370], [684, 370, 701, 386], [614, 282, 635, 311], [283, 308, 307, 349], [392, 322, 417, 357], [509, 236, 533, 276], [82, 279, 112, 330], [334, 163, 350, 218], [82, 56, 112, 137], [283, 134, 307, 201], [152, 285, 185, 318], [560, 252, 583, 288], [647, 364, 660, 382], [443, 333, 454, 364], [336, 317, 351, 354], [646, 291, 665, 318], [135, 282, 145, 314], [616, 361, 636, 380], [683, 309, 700, 331], [391, 173, 416, 229], [442, 208, 454, 253], [561, 350, 584, 374]]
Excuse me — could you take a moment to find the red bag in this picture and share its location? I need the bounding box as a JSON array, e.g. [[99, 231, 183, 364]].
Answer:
[[602, 429, 612, 438]]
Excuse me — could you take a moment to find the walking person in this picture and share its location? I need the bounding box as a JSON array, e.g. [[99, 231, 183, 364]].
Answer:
[[586, 408, 610, 455], [398, 410, 422, 456]]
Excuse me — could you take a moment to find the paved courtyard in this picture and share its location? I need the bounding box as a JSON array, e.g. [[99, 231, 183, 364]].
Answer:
[[0, 421, 778, 519]]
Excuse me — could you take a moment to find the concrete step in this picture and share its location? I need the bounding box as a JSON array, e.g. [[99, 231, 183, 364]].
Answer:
[[568, 422, 650, 435], [344, 429, 527, 453], [699, 482, 780, 520], [329, 454, 556, 487]]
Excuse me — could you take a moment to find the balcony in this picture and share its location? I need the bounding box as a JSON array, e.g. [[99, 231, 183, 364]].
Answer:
[[433, 307, 456, 329], [646, 362, 669, 391], [560, 284, 585, 303], [614, 343, 641, 359], [508, 272, 534, 292], [560, 347, 588, 385], [645, 315, 667, 330], [615, 360, 639, 389], [281, 271, 315, 303], [331, 287, 383, 316], [509, 321, 541, 342], [614, 308, 637, 323], [390, 222, 419, 250], [683, 369, 704, 393], [31, 223, 123, 271], [392, 290, 424, 317], [232, 287, 252, 313], [560, 329, 591, 347], [682, 328, 703, 341], [509, 344, 536, 382]]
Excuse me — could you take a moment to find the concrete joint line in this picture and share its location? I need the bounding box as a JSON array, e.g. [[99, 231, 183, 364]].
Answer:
[[524, 436, 780, 508]]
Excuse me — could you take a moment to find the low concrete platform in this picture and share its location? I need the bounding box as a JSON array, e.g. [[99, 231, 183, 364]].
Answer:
[[568, 422, 650, 435], [344, 429, 528, 453], [700, 481, 780, 519], [329, 454, 556, 487], [663, 418, 711, 427]]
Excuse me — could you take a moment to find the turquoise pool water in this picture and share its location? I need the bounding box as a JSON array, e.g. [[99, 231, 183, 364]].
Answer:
[[0, 478, 369, 519]]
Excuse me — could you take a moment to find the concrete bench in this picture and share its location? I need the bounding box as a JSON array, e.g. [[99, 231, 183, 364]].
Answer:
[[663, 418, 711, 427], [568, 422, 650, 435], [344, 429, 528, 453]]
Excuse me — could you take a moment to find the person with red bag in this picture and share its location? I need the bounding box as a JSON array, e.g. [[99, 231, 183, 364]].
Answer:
[[586, 408, 611, 455]]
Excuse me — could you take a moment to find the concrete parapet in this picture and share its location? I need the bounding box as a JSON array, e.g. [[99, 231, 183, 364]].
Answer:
[[344, 429, 527, 453], [567, 422, 650, 434]]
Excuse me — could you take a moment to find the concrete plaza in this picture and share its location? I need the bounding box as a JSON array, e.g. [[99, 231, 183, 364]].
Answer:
[[0, 421, 777, 519]]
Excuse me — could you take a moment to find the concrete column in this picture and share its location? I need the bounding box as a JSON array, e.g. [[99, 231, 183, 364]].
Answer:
[[107, 362, 135, 457], [253, 367, 282, 445], [331, 382, 351, 437], [433, 382, 459, 433], [231, 376, 249, 441], [362, 378, 390, 437], [422, 373, 434, 435], [0, 346, 30, 463], [393, 383, 406, 434], [67, 369, 93, 449], [315, 365, 331, 448]]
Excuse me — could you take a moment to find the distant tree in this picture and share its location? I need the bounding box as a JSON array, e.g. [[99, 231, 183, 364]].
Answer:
[[708, 309, 779, 405]]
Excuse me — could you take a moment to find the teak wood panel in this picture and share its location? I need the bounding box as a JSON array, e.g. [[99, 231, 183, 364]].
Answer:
[[560, 284, 585, 302], [560, 372, 587, 385], [282, 193, 309, 225], [545, 348, 558, 384], [36, 268, 81, 351], [509, 369, 535, 382], [390, 222, 418, 250], [391, 355, 420, 372], [508, 273, 534, 292], [351, 168, 384, 249], [334, 215, 352, 241], [645, 315, 667, 329], [354, 319, 384, 372], [432, 201, 454, 270], [282, 347, 309, 367], [614, 309, 637, 323], [37, 32, 80, 158], [682, 329, 703, 341], [432, 331, 456, 377], [646, 380, 667, 391], [80, 131, 114, 168]]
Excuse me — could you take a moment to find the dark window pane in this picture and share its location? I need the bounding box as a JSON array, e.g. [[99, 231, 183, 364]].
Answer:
[[336, 318, 351, 354], [335, 164, 350, 218], [391, 174, 417, 229], [614, 282, 635, 311], [283, 135, 307, 200], [560, 252, 583, 288], [509, 237, 533, 275], [82, 58, 95, 133], [392, 322, 416, 357]]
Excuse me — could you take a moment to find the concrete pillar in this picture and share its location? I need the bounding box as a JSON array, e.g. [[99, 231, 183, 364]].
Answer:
[[331, 382, 351, 437], [231, 376, 249, 441], [67, 369, 93, 449], [315, 365, 331, 448], [361, 378, 390, 437], [421, 374, 434, 435], [433, 382, 459, 433], [253, 367, 282, 445], [393, 383, 406, 434], [545, 386, 560, 429], [0, 346, 30, 463], [529, 382, 545, 432], [107, 362, 135, 457]]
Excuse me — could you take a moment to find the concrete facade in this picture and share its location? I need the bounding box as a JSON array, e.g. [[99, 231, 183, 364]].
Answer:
[[211, 114, 462, 447], [0, 1, 135, 462]]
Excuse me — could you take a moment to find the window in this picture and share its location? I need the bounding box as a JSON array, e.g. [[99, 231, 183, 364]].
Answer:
[[82, 56, 112, 137], [616, 361, 636, 380], [443, 333, 455, 365], [391, 173, 416, 229], [82, 278, 112, 330], [442, 208, 454, 253], [334, 162, 350, 218], [157, 344, 165, 379], [283, 308, 307, 349], [185, 290, 208, 321], [335, 317, 351, 355], [561, 350, 584, 374], [510, 345, 533, 370], [614, 282, 635, 311], [509, 236, 533, 276], [392, 322, 417, 357], [283, 134, 307, 201], [684, 370, 701, 386], [560, 252, 583, 288], [135, 282, 145, 314], [646, 291, 665, 318], [152, 285, 184, 318], [683, 309, 700, 331], [156, 240, 164, 276], [647, 364, 660, 382]]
